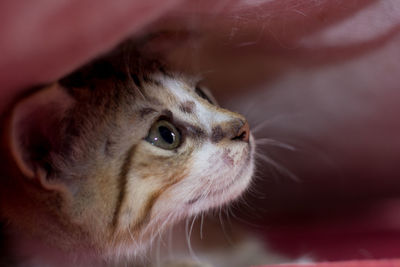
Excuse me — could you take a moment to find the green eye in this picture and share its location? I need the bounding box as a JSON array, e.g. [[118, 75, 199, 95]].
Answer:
[[145, 120, 181, 150]]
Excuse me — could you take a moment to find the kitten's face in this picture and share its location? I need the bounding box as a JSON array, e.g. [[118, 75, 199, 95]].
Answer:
[[2, 59, 254, 260], [117, 74, 254, 224], [102, 73, 254, 255]]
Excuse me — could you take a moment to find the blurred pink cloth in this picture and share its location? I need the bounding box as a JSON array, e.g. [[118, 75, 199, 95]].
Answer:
[[2, 0, 400, 266], [260, 259, 400, 267], [0, 0, 180, 111]]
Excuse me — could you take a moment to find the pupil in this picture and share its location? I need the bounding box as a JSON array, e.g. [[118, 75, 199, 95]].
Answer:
[[159, 126, 175, 144]]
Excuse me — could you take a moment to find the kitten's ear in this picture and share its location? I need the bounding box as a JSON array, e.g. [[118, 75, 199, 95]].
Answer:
[[7, 83, 75, 187]]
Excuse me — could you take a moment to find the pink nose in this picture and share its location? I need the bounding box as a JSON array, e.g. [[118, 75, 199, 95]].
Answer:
[[233, 121, 250, 142]]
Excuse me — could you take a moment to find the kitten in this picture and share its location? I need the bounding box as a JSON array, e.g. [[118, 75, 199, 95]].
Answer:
[[0, 46, 255, 266]]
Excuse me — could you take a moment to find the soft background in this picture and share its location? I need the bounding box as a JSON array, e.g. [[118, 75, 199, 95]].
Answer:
[[2, 0, 400, 265]]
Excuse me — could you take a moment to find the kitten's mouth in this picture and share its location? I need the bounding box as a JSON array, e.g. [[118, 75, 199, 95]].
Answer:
[[187, 140, 254, 205]]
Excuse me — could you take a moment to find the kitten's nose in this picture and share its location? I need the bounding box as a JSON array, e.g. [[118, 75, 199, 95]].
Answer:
[[231, 121, 250, 142], [211, 119, 251, 144]]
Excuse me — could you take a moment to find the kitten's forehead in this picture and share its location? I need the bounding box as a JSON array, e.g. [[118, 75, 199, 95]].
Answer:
[[143, 74, 237, 132]]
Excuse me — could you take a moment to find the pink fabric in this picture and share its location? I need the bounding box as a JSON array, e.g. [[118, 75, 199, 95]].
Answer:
[[2, 0, 400, 266], [259, 259, 400, 267], [0, 0, 181, 111], [256, 199, 400, 261]]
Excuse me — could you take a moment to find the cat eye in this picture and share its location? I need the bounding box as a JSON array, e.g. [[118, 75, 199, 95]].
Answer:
[[145, 120, 181, 150]]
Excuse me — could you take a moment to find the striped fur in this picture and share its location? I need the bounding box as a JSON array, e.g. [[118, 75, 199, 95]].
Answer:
[[0, 50, 255, 266]]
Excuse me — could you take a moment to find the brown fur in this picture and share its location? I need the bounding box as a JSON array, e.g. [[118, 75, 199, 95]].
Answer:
[[0, 47, 253, 266]]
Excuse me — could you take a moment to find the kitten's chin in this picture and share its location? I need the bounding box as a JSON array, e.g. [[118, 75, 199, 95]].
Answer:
[[208, 160, 254, 209], [188, 136, 255, 213]]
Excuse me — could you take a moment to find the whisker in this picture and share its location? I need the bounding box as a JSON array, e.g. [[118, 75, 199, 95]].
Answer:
[[245, 173, 277, 208], [189, 215, 197, 244], [122, 49, 146, 101], [251, 114, 302, 134], [254, 156, 282, 183], [255, 152, 300, 182], [255, 137, 296, 151], [238, 99, 257, 118], [200, 213, 204, 240], [155, 235, 161, 267], [228, 204, 262, 229], [167, 225, 173, 259], [223, 205, 234, 230], [219, 207, 233, 245], [155, 224, 167, 249], [252, 119, 274, 134], [185, 216, 199, 262], [237, 193, 263, 221], [185, 217, 190, 248], [194, 176, 213, 206], [127, 227, 135, 243]]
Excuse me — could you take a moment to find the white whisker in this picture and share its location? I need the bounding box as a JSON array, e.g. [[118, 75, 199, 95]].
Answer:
[[218, 207, 233, 245], [228, 204, 261, 229], [127, 227, 135, 243], [252, 119, 274, 134], [185, 216, 199, 262], [251, 114, 302, 134], [255, 137, 296, 151], [155, 236, 161, 267], [123, 55, 147, 101], [224, 206, 233, 229], [167, 225, 173, 259], [189, 215, 197, 244], [255, 152, 300, 182], [200, 213, 204, 240]]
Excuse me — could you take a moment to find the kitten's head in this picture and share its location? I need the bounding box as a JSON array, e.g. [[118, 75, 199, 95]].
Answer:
[[1, 50, 254, 259]]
